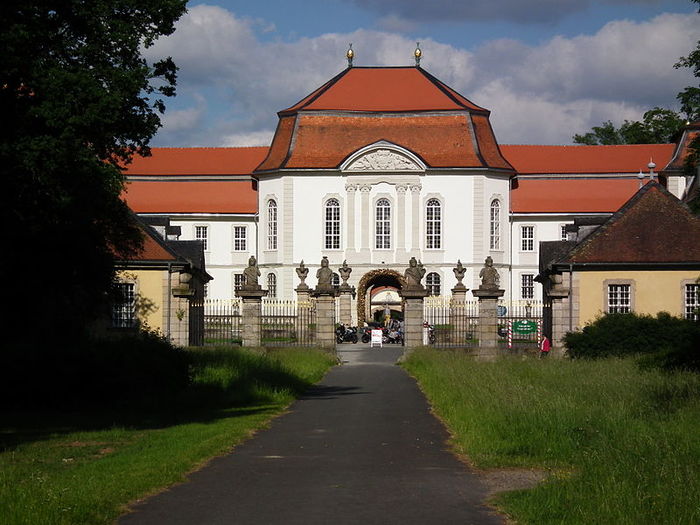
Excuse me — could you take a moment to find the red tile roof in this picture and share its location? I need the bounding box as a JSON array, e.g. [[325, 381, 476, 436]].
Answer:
[[258, 113, 511, 170], [257, 66, 512, 172], [502, 144, 674, 174], [281, 67, 486, 114], [663, 121, 700, 172], [123, 147, 268, 175], [511, 178, 648, 213], [123, 180, 257, 214], [567, 183, 700, 263]]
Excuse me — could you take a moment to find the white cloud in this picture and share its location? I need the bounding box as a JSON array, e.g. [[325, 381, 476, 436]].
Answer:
[[148, 6, 699, 146], [220, 130, 275, 147]]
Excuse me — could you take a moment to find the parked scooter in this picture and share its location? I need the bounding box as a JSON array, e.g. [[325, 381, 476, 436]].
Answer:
[[335, 324, 358, 344]]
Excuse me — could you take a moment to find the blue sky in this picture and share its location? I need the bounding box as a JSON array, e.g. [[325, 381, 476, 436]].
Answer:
[[146, 0, 699, 146]]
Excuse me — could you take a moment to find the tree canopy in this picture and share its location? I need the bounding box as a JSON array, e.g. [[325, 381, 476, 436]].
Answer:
[[572, 107, 686, 145], [0, 1, 187, 342]]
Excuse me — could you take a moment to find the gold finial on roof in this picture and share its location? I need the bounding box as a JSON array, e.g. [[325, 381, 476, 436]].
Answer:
[[414, 42, 422, 66], [346, 43, 354, 67]]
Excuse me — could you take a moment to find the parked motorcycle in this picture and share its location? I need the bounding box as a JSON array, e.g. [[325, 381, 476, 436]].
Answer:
[[335, 324, 358, 344], [383, 327, 403, 345], [361, 326, 372, 343]]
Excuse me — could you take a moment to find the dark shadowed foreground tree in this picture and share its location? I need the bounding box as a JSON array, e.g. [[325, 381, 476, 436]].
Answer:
[[0, 1, 187, 344]]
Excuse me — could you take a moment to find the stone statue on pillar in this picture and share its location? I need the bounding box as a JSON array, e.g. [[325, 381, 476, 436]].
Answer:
[[338, 260, 353, 290], [242, 255, 261, 290], [315, 256, 335, 294], [296, 260, 309, 290], [453, 260, 467, 290], [404, 257, 426, 290], [478, 256, 500, 290]]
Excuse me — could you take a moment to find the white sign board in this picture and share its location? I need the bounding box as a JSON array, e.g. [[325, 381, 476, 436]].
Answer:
[[370, 329, 383, 348]]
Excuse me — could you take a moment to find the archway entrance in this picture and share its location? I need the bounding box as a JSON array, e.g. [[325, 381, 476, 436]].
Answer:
[[356, 269, 405, 325]]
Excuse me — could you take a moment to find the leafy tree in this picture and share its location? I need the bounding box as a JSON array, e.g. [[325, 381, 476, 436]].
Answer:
[[573, 107, 685, 145], [0, 1, 187, 344]]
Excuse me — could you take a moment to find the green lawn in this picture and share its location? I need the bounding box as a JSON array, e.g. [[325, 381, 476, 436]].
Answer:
[[403, 348, 700, 524], [0, 346, 335, 525]]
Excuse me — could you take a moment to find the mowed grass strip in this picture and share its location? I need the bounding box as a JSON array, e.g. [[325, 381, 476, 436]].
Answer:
[[402, 348, 700, 525], [0, 346, 335, 525]]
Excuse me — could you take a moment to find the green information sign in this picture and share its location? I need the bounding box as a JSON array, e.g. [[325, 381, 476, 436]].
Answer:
[[512, 320, 538, 334]]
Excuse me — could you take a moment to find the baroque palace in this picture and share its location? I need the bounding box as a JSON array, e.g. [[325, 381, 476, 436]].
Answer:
[[122, 61, 697, 327]]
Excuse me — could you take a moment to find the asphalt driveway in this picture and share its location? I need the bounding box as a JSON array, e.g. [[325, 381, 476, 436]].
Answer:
[[120, 344, 502, 524]]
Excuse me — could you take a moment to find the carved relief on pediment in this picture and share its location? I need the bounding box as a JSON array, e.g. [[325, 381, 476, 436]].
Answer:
[[345, 149, 421, 172]]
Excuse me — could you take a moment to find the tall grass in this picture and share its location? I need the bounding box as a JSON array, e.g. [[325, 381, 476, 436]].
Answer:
[[403, 349, 700, 524], [0, 346, 335, 525]]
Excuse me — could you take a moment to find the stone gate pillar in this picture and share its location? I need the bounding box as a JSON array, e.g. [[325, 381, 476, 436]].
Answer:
[[337, 260, 355, 327], [313, 257, 338, 351], [472, 289, 505, 360], [401, 288, 428, 349], [236, 289, 267, 347], [473, 256, 504, 360], [236, 255, 267, 347]]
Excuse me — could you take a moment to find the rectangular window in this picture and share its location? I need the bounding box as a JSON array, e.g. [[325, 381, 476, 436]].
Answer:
[[685, 284, 699, 320], [561, 225, 568, 241], [521, 274, 534, 299], [112, 282, 136, 328], [608, 284, 631, 313], [195, 225, 208, 251], [375, 199, 391, 249], [521, 225, 534, 251], [233, 226, 247, 252], [233, 274, 245, 294]]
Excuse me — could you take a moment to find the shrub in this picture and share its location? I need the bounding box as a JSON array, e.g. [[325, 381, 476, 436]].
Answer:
[[565, 312, 700, 371]]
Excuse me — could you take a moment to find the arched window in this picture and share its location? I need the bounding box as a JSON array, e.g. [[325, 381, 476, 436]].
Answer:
[[267, 273, 277, 298], [426, 272, 441, 296], [426, 198, 442, 249], [490, 199, 500, 250], [331, 273, 340, 288], [375, 198, 391, 249], [324, 198, 341, 249], [267, 199, 278, 250]]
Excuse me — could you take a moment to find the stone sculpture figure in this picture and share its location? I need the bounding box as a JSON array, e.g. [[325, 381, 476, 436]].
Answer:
[[453, 259, 466, 285], [479, 256, 500, 290], [316, 256, 333, 288], [243, 255, 261, 287], [296, 260, 309, 288], [404, 257, 426, 288], [338, 260, 352, 285]]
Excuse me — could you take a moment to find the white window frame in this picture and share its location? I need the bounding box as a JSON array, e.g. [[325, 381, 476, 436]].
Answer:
[[233, 273, 245, 295], [324, 198, 341, 250], [267, 199, 278, 251], [425, 198, 442, 250], [233, 225, 247, 252], [490, 199, 501, 250], [521, 273, 534, 300], [607, 283, 631, 314], [426, 272, 441, 296], [520, 225, 535, 252], [375, 198, 391, 250], [267, 273, 277, 298], [684, 283, 699, 321], [112, 281, 136, 328], [195, 225, 209, 251]]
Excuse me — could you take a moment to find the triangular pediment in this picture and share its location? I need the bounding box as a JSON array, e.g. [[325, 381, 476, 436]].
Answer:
[[341, 142, 425, 172]]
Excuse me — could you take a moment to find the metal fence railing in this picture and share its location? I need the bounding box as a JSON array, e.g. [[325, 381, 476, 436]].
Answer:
[[498, 300, 544, 351], [423, 296, 479, 348], [196, 299, 242, 346], [261, 298, 317, 347]]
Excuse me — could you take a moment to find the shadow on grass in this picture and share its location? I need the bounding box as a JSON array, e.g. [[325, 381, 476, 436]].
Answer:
[[0, 346, 326, 452]]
